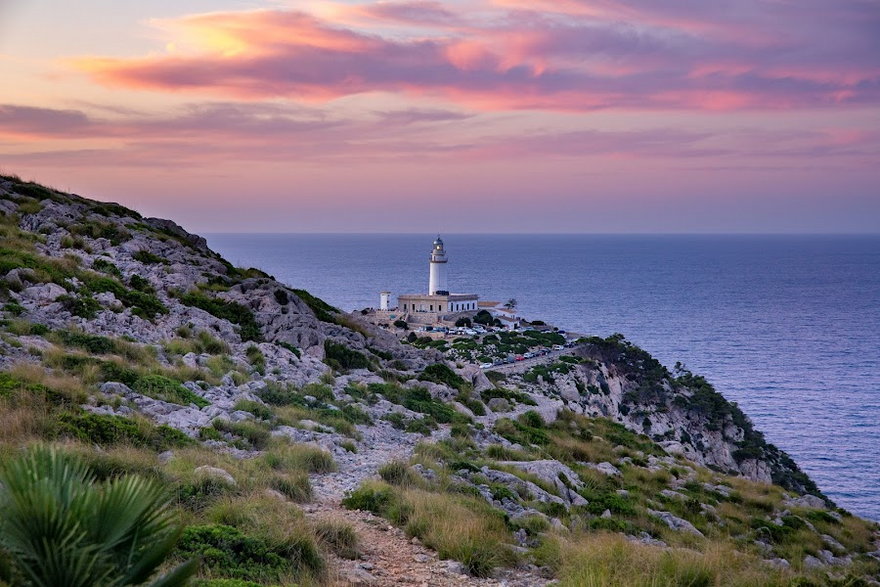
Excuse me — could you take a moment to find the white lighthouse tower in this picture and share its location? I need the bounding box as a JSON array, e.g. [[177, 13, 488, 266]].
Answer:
[[428, 236, 448, 295]]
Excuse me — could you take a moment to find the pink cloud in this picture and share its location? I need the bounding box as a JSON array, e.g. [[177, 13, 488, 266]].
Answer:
[[68, 4, 879, 112]]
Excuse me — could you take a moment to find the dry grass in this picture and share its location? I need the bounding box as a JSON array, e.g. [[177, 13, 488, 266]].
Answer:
[[395, 488, 515, 577], [542, 532, 794, 587], [549, 433, 617, 464], [8, 361, 88, 402], [263, 443, 336, 474]]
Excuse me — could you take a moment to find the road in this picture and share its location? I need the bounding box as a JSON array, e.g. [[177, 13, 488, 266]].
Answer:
[[477, 347, 574, 375]]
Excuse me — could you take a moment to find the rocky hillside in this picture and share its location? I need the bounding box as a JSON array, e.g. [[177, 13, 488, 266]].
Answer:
[[1, 174, 878, 586]]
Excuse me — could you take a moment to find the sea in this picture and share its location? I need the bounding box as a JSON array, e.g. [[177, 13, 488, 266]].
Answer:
[[205, 234, 880, 521]]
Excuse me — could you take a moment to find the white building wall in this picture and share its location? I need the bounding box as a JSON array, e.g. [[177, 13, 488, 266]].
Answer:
[[429, 261, 447, 295]]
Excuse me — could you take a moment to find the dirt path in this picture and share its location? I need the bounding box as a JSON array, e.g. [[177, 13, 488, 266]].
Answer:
[[304, 502, 549, 587]]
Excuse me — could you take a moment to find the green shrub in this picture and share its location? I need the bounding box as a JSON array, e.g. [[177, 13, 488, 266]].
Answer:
[[276, 341, 301, 358], [291, 289, 339, 322], [2, 302, 25, 316], [92, 258, 122, 277], [212, 419, 271, 450], [58, 294, 101, 318], [418, 363, 467, 391], [132, 249, 166, 264], [245, 345, 266, 374], [132, 374, 209, 407], [192, 580, 261, 587], [55, 330, 115, 354], [128, 274, 152, 292], [323, 340, 372, 372], [180, 291, 261, 342], [342, 482, 395, 513], [233, 400, 273, 421], [69, 220, 130, 245], [57, 412, 192, 450], [175, 524, 324, 582], [258, 381, 303, 407]]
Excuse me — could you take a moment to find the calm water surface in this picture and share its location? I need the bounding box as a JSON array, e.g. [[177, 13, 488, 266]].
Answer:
[[206, 234, 880, 521]]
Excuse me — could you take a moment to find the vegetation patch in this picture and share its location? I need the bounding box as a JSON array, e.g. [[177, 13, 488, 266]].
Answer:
[[175, 524, 323, 583], [323, 340, 372, 372], [290, 289, 339, 322], [58, 412, 192, 450], [132, 374, 209, 407], [180, 291, 261, 342]]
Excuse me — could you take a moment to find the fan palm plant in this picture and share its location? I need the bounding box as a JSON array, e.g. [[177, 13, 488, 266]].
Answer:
[[0, 445, 197, 586]]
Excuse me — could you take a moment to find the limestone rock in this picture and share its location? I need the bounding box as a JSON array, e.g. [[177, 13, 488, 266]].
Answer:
[[487, 397, 511, 412], [784, 494, 826, 509], [20, 283, 67, 302], [194, 465, 236, 486], [647, 509, 704, 537]]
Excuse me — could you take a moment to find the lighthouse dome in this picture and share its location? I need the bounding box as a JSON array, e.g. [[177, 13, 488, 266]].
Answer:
[[433, 236, 444, 247]]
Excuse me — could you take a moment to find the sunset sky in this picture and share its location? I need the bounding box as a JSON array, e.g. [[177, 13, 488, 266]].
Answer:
[[1, 0, 878, 233]]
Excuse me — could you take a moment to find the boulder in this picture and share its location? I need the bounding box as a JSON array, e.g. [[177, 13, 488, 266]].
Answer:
[[591, 462, 622, 476], [784, 494, 826, 509], [499, 459, 586, 505], [20, 283, 67, 302], [194, 465, 237, 486], [647, 509, 705, 537], [487, 397, 511, 412]]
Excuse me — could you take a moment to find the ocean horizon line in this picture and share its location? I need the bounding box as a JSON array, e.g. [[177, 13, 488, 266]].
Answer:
[[204, 231, 880, 237]]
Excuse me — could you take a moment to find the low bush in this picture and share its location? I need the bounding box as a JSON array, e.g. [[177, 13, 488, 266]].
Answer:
[[233, 400, 273, 421], [132, 374, 209, 407], [245, 345, 266, 375], [180, 291, 261, 342], [290, 289, 339, 322], [342, 480, 395, 513], [323, 340, 372, 372], [57, 412, 192, 450], [212, 419, 271, 450], [132, 249, 166, 264], [92, 257, 122, 277], [418, 363, 467, 391], [175, 524, 324, 583]]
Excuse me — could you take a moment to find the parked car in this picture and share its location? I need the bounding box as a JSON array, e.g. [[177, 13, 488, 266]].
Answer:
[[553, 344, 565, 351], [515, 355, 525, 361]]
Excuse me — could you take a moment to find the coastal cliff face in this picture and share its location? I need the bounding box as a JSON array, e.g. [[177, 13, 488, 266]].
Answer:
[[1, 175, 878, 586]]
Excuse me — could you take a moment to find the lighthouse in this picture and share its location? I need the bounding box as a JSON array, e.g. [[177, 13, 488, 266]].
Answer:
[[397, 236, 478, 316], [428, 236, 448, 295]]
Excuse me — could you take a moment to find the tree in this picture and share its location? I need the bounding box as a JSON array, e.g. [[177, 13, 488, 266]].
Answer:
[[0, 446, 197, 587], [454, 317, 472, 327], [503, 298, 518, 311]]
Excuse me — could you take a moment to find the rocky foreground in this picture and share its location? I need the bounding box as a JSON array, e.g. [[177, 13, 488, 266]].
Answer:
[[0, 174, 878, 586]]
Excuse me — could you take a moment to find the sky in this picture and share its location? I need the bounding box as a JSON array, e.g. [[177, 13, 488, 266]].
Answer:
[[0, 0, 878, 233]]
